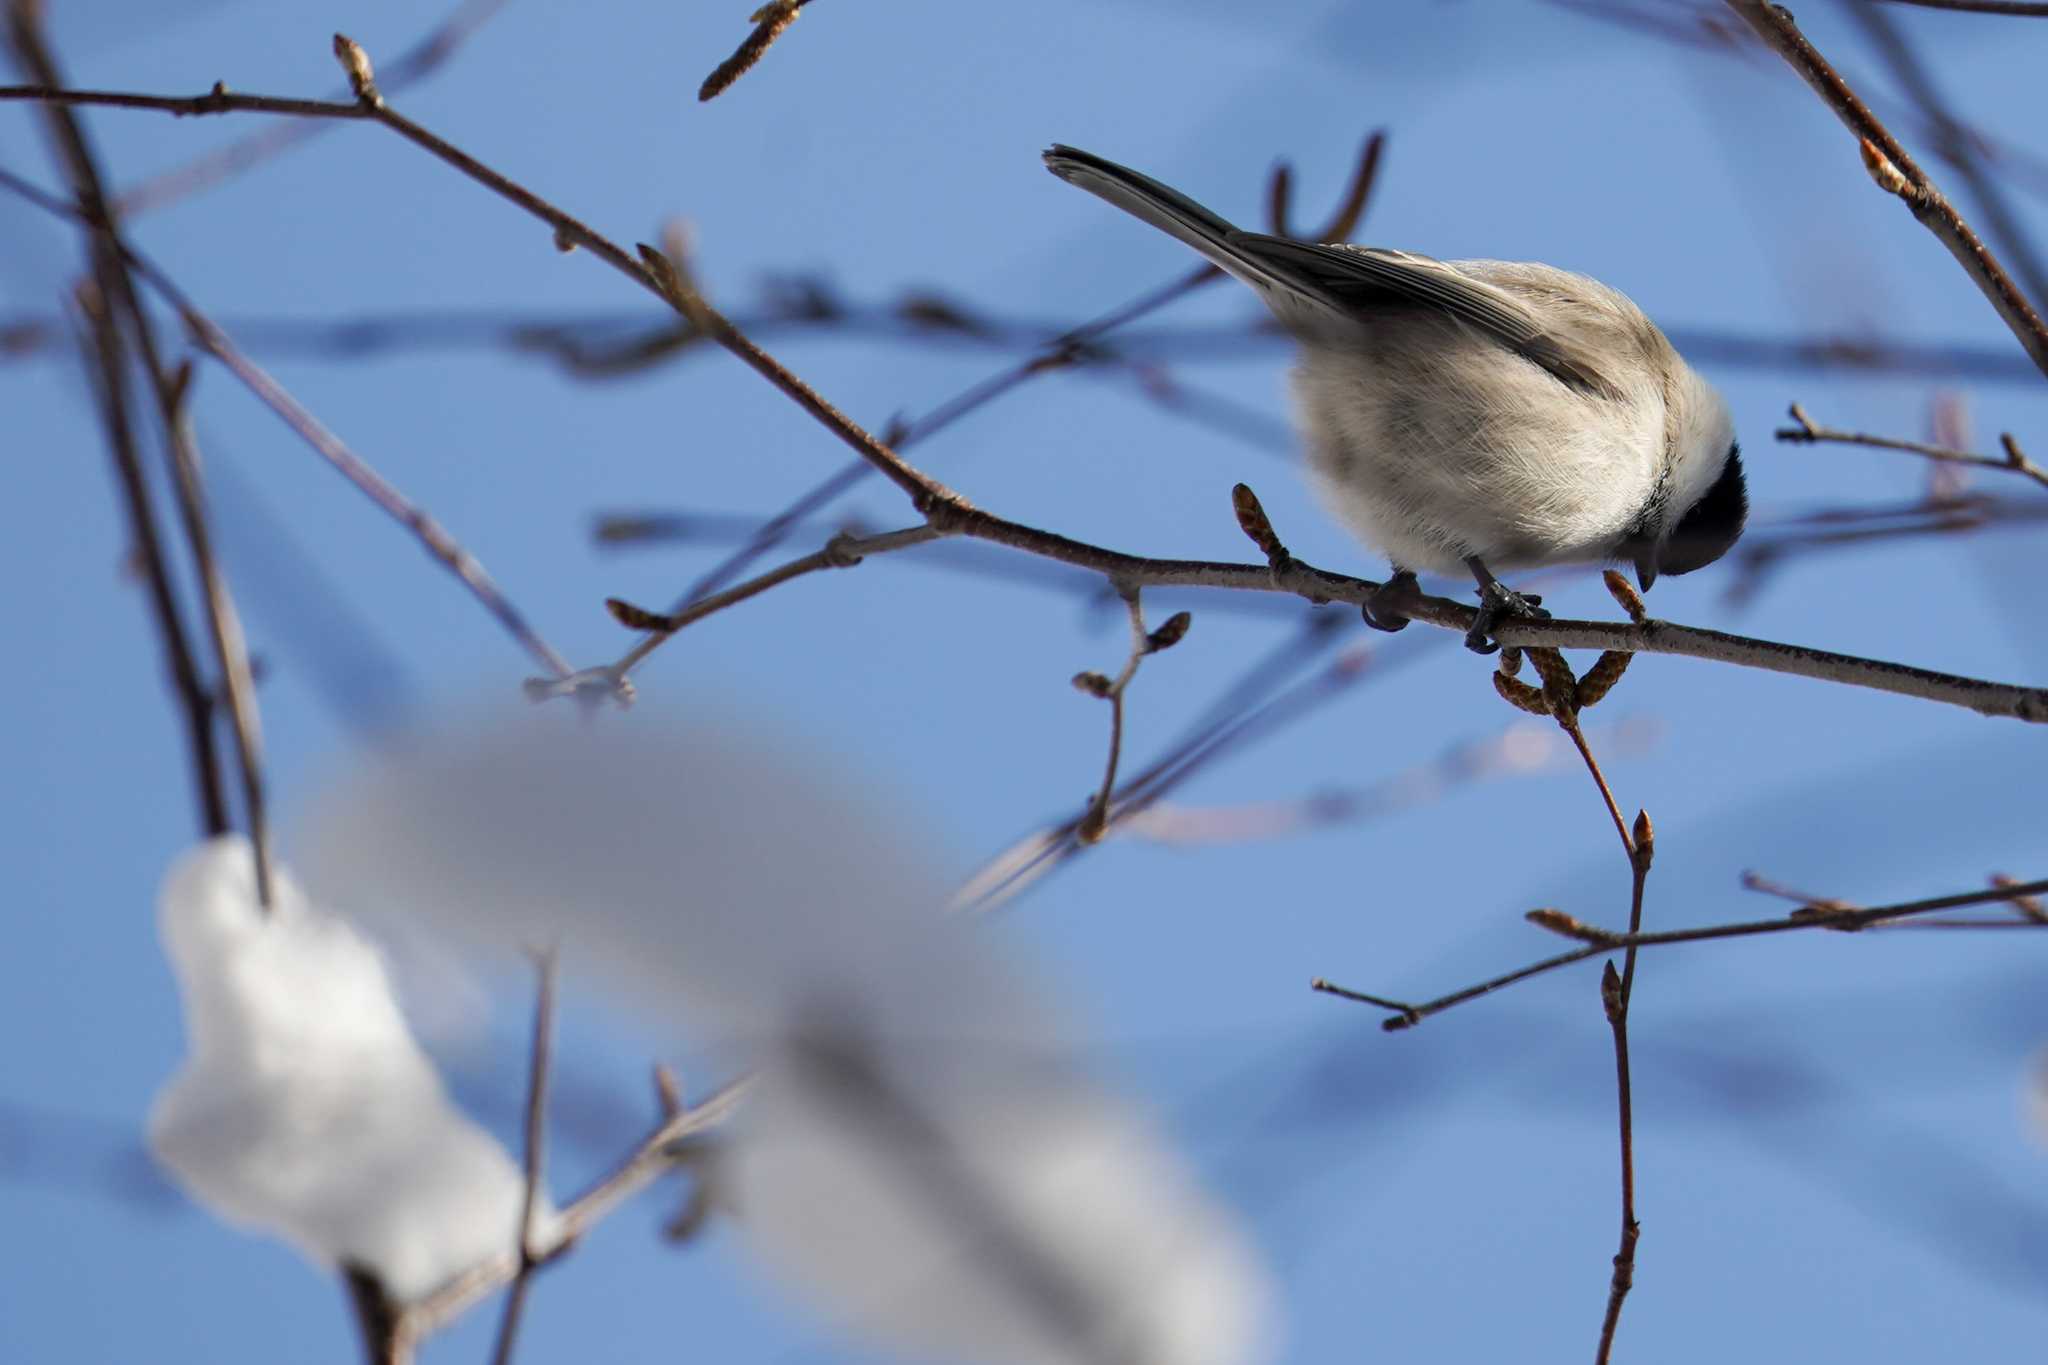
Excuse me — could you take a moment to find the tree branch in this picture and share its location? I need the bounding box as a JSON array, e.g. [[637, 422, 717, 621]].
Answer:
[[487, 953, 558, 1365], [1777, 402, 2048, 491], [1724, 0, 2048, 379], [1313, 876, 2048, 1030]]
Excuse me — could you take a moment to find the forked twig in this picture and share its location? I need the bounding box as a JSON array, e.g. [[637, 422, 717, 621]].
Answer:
[[1778, 402, 2048, 492]]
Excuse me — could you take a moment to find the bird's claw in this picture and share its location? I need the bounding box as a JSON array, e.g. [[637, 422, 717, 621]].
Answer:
[[1464, 584, 1547, 654], [1362, 570, 1419, 633]]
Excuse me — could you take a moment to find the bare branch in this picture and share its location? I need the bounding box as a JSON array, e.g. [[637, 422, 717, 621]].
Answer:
[[6, 1, 274, 904], [1778, 402, 2048, 491], [115, 0, 515, 217], [1849, 0, 2048, 308], [1723, 0, 2048, 379], [581, 524, 941, 696], [1074, 591, 1191, 843], [487, 953, 558, 1365], [1314, 875, 2048, 1030]]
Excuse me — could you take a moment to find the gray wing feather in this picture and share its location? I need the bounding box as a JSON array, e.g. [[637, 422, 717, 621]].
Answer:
[[1234, 236, 1620, 399], [1045, 144, 1619, 400]]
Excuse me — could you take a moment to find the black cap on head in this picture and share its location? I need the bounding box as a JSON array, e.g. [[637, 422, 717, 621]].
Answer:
[[1657, 443, 1747, 578]]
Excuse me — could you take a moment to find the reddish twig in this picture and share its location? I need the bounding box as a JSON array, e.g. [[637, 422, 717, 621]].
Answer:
[[1724, 0, 2048, 379]]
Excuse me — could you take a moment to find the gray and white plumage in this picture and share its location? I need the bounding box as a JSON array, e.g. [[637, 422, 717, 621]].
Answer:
[[1043, 145, 1746, 594]]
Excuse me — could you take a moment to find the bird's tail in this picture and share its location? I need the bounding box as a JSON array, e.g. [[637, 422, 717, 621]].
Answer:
[[1043, 145, 1337, 325]]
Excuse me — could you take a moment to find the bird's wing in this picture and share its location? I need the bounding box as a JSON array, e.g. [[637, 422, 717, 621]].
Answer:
[[1232, 236, 1622, 399]]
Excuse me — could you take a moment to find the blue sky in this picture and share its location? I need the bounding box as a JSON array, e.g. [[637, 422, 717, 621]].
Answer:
[[4, 1, 2047, 1361]]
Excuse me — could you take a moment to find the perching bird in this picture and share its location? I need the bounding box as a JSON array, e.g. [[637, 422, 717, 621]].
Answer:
[[1043, 145, 1747, 652]]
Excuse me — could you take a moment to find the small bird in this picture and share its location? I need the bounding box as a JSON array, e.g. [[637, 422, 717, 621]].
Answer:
[[1043, 145, 1746, 652]]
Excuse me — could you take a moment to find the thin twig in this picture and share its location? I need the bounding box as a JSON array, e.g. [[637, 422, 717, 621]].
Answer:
[[1489, 641, 1648, 1363], [488, 953, 558, 1365], [1594, 810, 1653, 1365], [1874, 0, 2048, 15], [1313, 875, 2048, 1030], [699, 0, 817, 102], [398, 1074, 754, 1344], [0, 169, 585, 684], [1724, 0, 2048, 379], [582, 524, 941, 693], [1073, 591, 1191, 843], [1778, 402, 2048, 492], [114, 0, 514, 216], [952, 616, 1366, 914], [1849, 0, 2048, 309]]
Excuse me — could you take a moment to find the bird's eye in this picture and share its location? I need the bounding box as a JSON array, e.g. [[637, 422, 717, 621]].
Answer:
[[1659, 443, 1747, 577]]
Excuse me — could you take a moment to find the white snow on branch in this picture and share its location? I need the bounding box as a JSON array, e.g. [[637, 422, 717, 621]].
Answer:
[[148, 835, 551, 1303], [298, 712, 1276, 1365]]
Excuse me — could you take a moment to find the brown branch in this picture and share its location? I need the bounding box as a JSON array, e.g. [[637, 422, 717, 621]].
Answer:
[[1724, 0, 2048, 379], [1777, 402, 2048, 492], [1485, 626, 1649, 1363], [66, 275, 230, 839], [115, 0, 514, 217], [699, 0, 817, 102], [580, 524, 940, 696], [1073, 593, 1192, 843], [1849, 0, 2048, 308], [1595, 810, 1653, 1365], [1313, 876, 2048, 1030], [487, 953, 558, 1365], [6, 1, 274, 903]]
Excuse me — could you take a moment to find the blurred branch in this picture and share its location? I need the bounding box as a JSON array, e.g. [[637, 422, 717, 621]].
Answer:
[[163, 264, 579, 686], [1777, 401, 2048, 491], [0, 159, 580, 690], [1724, 0, 2048, 379], [10, 299, 2041, 386], [5, 2, 274, 905], [65, 270, 231, 839], [399, 1075, 754, 1347], [1103, 716, 1656, 845], [1314, 875, 2048, 1031], [954, 615, 1366, 913], [115, 0, 514, 217], [1874, 0, 2048, 14], [486, 953, 557, 1365], [1722, 490, 2047, 606]]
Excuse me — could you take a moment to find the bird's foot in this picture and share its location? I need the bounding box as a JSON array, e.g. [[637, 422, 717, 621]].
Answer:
[[1464, 580, 1548, 654], [1362, 570, 1419, 633]]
